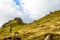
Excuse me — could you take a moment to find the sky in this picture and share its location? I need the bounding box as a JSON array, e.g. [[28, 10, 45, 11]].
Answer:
[[0, 0, 60, 26]]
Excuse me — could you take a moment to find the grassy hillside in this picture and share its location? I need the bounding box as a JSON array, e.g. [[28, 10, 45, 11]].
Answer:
[[0, 10, 60, 40]]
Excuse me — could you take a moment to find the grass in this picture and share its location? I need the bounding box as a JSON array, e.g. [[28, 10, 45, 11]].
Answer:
[[0, 10, 60, 40]]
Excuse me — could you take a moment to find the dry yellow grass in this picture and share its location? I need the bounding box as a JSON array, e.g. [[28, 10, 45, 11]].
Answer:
[[0, 10, 60, 40]]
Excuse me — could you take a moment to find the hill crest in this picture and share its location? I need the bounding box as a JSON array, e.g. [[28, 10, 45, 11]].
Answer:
[[0, 10, 60, 40]]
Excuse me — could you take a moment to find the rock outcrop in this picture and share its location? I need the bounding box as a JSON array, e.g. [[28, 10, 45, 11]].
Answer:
[[2, 17, 24, 27], [14, 17, 24, 24], [44, 33, 53, 40]]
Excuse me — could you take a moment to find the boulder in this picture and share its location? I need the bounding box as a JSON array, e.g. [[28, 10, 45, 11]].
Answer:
[[44, 33, 53, 40]]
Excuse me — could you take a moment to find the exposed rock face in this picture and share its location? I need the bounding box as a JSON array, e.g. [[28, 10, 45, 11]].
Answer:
[[14, 17, 24, 24], [44, 33, 53, 40]]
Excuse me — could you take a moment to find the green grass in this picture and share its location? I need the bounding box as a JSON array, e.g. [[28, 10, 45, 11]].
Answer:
[[0, 10, 60, 40]]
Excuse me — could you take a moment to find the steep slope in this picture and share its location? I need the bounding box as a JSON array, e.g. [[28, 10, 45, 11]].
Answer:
[[0, 10, 60, 40]]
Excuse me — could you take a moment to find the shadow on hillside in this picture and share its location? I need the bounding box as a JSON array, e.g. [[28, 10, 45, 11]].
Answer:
[[4, 37, 21, 40]]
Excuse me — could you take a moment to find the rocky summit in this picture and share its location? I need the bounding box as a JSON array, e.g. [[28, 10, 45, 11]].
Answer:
[[0, 10, 60, 40]]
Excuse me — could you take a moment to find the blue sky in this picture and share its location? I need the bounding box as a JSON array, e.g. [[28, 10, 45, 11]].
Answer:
[[0, 0, 60, 26]]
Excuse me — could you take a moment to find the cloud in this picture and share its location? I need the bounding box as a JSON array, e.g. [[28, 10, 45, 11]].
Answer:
[[0, 0, 22, 26], [0, 0, 60, 26], [20, 0, 60, 19]]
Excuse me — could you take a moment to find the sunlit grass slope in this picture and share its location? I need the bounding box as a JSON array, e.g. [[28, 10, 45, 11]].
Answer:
[[0, 10, 60, 40]]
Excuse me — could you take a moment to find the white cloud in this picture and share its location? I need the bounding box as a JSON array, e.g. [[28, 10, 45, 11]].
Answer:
[[0, 0, 60, 27], [20, 0, 60, 19], [20, 0, 47, 19], [0, 0, 22, 26]]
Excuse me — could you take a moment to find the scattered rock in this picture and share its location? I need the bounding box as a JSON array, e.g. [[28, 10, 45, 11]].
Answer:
[[14, 32, 19, 36], [4, 37, 12, 40], [13, 37, 21, 40], [44, 33, 53, 40], [13, 32, 21, 40], [4, 37, 21, 40]]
